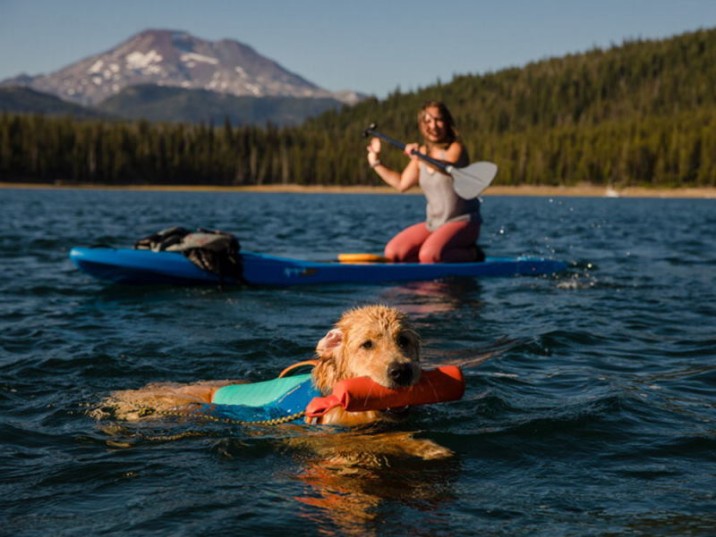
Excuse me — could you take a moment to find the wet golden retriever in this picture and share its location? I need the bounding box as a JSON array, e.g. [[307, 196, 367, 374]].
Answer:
[[95, 305, 420, 425], [94, 304, 452, 460]]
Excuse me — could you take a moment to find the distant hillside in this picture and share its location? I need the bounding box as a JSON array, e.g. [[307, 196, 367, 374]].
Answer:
[[368, 29, 716, 136], [0, 84, 341, 127], [0, 86, 106, 118], [96, 84, 346, 126], [306, 27, 716, 187], [2, 28, 715, 188]]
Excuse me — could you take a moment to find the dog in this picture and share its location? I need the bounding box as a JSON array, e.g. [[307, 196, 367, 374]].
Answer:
[[94, 304, 453, 460], [94, 305, 421, 425]]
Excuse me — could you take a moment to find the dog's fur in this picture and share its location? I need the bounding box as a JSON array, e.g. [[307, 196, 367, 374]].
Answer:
[[95, 305, 421, 426]]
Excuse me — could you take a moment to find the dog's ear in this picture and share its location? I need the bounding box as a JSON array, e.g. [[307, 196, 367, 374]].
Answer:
[[313, 328, 343, 393], [315, 328, 343, 359]]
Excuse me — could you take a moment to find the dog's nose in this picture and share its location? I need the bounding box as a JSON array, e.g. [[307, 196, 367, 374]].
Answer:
[[388, 362, 414, 387]]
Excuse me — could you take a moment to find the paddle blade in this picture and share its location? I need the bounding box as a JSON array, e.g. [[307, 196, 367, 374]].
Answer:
[[451, 161, 498, 199]]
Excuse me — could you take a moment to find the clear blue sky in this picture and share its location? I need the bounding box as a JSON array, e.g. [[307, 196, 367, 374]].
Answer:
[[1, 0, 714, 98]]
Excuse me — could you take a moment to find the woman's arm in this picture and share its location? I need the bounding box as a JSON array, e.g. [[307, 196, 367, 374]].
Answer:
[[426, 141, 469, 170], [367, 138, 420, 192], [445, 141, 469, 165]]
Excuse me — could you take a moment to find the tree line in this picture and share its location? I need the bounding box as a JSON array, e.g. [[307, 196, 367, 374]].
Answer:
[[1, 28, 715, 188]]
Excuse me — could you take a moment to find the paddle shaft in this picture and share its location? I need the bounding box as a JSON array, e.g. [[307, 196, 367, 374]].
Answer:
[[364, 124, 455, 174]]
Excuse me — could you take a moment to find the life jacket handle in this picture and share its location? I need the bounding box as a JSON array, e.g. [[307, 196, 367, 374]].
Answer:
[[278, 360, 319, 378]]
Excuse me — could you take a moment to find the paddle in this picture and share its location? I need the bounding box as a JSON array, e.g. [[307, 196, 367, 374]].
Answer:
[[364, 123, 498, 199]]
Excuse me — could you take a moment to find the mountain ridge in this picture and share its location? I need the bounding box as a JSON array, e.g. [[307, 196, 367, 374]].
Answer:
[[1, 29, 362, 106], [0, 86, 108, 118]]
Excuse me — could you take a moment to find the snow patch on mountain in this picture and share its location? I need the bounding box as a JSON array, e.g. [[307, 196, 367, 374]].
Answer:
[[181, 53, 219, 66], [125, 50, 163, 72]]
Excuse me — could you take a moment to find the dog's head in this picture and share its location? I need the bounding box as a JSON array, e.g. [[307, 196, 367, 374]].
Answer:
[[312, 305, 421, 394]]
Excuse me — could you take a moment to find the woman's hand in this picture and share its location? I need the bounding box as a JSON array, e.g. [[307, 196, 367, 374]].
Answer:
[[366, 137, 382, 167], [404, 142, 420, 161]]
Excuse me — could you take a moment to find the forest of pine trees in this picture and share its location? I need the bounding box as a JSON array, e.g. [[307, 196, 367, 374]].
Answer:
[[1, 28, 714, 188]]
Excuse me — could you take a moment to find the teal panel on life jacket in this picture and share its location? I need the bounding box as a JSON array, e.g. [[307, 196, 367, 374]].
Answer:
[[212, 374, 313, 406], [208, 373, 321, 423]]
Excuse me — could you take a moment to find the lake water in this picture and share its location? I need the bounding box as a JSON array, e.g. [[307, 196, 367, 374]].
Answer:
[[1, 188, 715, 536]]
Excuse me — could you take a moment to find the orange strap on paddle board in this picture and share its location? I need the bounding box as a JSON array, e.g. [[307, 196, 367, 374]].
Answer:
[[337, 253, 389, 264], [305, 365, 465, 417]]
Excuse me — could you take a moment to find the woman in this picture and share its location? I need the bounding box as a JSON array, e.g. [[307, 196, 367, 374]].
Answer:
[[366, 100, 482, 263]]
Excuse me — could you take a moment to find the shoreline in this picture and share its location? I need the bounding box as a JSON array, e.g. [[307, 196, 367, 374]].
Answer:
[[1, 182, 714, 198]]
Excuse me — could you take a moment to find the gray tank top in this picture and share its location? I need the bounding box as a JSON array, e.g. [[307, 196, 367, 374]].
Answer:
[[419, 163, 481, 231]]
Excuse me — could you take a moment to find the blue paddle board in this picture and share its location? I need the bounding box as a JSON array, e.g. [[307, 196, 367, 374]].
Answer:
[[69, 247, 567, 286]]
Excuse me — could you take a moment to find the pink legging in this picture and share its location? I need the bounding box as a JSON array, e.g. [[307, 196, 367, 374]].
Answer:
[[384, 219, 481, 263]]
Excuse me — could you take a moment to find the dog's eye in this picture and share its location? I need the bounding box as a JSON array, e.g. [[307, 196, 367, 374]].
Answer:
[[397, 334, 412, 349], [360, 340, 373, 350]]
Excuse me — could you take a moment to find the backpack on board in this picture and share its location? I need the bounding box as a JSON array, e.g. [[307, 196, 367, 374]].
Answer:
[[134, 226, 243, 283]]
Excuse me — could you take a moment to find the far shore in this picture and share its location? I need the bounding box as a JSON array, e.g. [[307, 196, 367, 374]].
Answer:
[[1, 182, 714, 199]]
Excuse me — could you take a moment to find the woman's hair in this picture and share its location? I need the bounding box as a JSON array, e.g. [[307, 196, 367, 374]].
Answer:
[[418, 100, 459, 147]]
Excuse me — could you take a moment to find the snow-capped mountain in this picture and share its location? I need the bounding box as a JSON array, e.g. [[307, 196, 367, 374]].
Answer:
[[2, 29, 360, 106]]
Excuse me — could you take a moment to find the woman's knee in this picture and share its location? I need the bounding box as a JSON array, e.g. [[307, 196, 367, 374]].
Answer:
[[418, 244, 442, 263], [385, 242, 418, 262], [384, 242, 402, 262], [385, 223, 428, 262]]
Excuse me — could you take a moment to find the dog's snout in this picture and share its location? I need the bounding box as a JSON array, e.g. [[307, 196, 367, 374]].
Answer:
[[388, 362, 415, 387]]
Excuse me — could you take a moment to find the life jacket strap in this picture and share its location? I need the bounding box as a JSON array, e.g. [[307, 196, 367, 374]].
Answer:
[[278, 360, 319, 378]]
